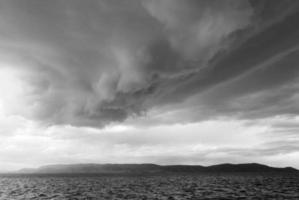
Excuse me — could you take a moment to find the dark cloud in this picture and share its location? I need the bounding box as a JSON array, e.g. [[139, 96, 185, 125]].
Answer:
[[0, 0, 299, 127]]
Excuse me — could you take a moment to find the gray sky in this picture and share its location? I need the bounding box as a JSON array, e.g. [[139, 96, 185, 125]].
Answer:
[[1, 0, 299, 171]]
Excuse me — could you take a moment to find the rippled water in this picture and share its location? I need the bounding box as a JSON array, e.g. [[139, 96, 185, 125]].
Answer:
[[0, 174, 298, 199]]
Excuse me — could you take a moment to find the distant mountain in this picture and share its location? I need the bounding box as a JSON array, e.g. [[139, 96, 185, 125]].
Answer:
[[164, 163, 298, 173], [17, 163, 298, 174], [18, 163, 161, 174]]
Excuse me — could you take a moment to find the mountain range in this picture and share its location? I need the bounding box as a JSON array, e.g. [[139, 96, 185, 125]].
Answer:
[[17, 163, 298, 174]]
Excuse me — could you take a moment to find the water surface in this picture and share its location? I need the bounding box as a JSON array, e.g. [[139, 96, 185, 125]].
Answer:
[[0, 174, 298, 199]]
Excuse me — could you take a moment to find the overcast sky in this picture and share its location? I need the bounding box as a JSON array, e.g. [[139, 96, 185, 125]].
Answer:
[[1, 0, 299, 171]]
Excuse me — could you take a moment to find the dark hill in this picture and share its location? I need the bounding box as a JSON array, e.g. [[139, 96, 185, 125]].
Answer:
[[17, 163, 298, 174], [18, 163, 161, 174], [164, 163, 298, 173]]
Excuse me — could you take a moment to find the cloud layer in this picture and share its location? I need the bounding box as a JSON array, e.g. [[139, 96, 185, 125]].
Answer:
[[1, 0, 299, 170], [1, 0, 298, 127]]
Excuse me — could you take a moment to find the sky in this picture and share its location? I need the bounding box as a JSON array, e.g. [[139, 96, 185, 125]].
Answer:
[[0, 0, 299, 171]]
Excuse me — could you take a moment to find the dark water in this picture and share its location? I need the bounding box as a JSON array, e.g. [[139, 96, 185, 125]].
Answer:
[[0, 174, 299, 199]]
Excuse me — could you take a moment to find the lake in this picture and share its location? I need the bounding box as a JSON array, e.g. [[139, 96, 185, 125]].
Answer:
[[0, 174, 298, 199]]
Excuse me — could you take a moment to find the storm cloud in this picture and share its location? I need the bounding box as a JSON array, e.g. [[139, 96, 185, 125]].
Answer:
[[1, 0, 299, 127], [0, 0, 299, 127]]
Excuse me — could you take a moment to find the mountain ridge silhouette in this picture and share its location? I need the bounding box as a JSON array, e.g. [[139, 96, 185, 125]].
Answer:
[[17, 163, 298, 174]]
